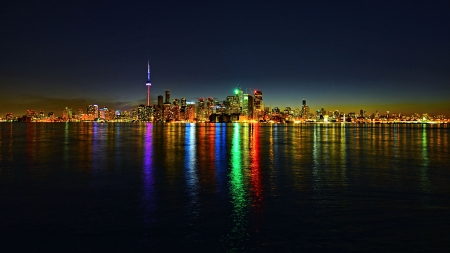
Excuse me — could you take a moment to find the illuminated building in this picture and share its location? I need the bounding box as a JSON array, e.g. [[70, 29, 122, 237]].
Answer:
[[94, 105, 99, 119], [347, 112, 356, 120], [5, 113, 13, 121], [158, 95, 163, 109], [146, 61, 151, 106], [226, 93, 240, 115], [180, 97, 187, 121], [197, 98, 206, 121], [253, 90, 264, 120], [283, 107, 293, 121], [138, 105, 145, 120], [87, 105, 95, 120], [186, 104, 195, 121], [131, 108, 137, 119], [154, 107, 163, 121], [301, 100, 309, 119], [27, 110, 38, 119], [172, 105, 180, 121], [172, 99, 180, 121], [235, 85, 244, 114], [247, 94, 254, 120], [207, 97, 214, 117], [138, 104, 153, 121], [62, 107, 72, 120], [162, 90, 172, 121], [77, 109, 83, 120], [165, 90, 170, 103], [98, 107, 106, 119], [293, 108, 300, 117], [163, 103, 172, 122]]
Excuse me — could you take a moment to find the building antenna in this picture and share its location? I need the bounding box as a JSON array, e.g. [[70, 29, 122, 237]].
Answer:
[[146, 61, 151, 106]]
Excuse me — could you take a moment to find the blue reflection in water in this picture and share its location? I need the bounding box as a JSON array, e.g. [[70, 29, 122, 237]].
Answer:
[[142, 123, 155, 230], [223, 124, 249, 251], [215, 124, 227, 192], [91, 123, 99, 175], [185, 124, 199, 218]]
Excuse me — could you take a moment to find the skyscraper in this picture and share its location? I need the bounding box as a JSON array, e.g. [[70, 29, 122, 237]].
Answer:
[[146, 61, 151, 106], [254, 90, 263, 120], [165, 90, 170, 103]]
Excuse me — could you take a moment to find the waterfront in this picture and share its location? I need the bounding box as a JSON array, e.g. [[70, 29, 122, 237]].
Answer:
[[1, 122, 449, 251]]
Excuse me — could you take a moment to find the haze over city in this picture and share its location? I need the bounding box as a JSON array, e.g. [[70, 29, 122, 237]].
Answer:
[[1, 0, 449, 117]]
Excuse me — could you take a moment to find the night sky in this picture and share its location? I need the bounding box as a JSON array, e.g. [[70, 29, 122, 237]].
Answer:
[[1, 0, 449, 117]]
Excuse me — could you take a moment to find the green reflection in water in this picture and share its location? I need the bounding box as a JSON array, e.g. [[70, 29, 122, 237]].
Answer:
[[63, 122, 69, 169], [223, 123, 249, 251], [312, 124, 321, 189], [421, 125, 430, 191]]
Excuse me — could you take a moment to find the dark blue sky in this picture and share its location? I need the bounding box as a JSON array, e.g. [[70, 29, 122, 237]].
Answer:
[[1, 0, 449, 116]]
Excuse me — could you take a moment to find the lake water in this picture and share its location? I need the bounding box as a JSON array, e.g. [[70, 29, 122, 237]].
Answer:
[[1, 122, 449, 252]]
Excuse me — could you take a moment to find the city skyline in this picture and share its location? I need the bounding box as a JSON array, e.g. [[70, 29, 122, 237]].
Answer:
[[1, 1, 449, 117]]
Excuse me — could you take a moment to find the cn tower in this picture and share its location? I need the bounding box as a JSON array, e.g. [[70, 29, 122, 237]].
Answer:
[[146, 61, 151, 106]]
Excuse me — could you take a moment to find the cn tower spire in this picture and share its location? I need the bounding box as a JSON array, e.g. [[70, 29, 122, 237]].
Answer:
[[147, 61, 150, 82], [146, 61, 151, 106]]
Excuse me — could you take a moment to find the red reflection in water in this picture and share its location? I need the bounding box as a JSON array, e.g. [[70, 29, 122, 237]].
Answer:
[[250, 124, 263, 227]]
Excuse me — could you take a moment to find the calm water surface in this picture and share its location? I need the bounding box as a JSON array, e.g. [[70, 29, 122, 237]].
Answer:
[[1, 122, 449, 252]]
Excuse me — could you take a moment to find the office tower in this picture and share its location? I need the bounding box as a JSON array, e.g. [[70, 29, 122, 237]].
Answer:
[[235, 85, 244, 113], [198, 98, 206, 121], [162, 91, 171, 121], [158, 95, 163, 109], [93, 105, 99, 118], [165, 90, 170, 103], [78, 109, 83, 120], [87, 105, 94, 120], [186, 104, 195, 121], [180, 98, 187, 121], [63, 107, 72, 120], [247, 95, 254, 120], [98, 107, 106, 119], [138, 105, 145, 121], [254, 90, 263, 109], [146, 61, 151, 106], [301, 99, 309, 119], [163, 103, 172, 121], [254, 90, 263, 119], [207, 97, 214, 117], [302, 105, 310, 119], [138, 105, 152, 121], [172, 103, 180, 121], [242, 94, 249, 117]]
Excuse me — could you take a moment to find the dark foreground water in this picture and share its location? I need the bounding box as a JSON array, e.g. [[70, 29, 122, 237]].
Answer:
[[1, 122, 449, 252]]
